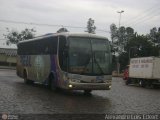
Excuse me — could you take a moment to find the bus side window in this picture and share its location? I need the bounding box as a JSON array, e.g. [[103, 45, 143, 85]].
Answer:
[[59, 36, 67, 71], [47, 36, 58, 55], [45, 47, 49, 54]]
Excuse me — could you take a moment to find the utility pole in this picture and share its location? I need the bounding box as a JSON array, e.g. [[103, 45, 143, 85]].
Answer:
[[117, 10, 124, 28], [117, 10, 124, 75]]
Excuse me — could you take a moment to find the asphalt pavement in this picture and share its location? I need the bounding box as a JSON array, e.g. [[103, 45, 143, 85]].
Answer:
[[0, 69, 160, 119]]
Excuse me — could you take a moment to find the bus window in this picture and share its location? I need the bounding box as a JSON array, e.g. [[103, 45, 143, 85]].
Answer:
[[58, 36, 68, 71]]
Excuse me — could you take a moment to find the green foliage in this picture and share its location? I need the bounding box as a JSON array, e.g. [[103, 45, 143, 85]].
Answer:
[[4, 28, 36, 45], [110, 24, 135, 54], [86, 18, 96, 34], [110, 24, 160, 71], [126, 27, 134, 35], [110, 23, 118, 42], [125, 35, 153, 57], [119, 52, 129, 71], [119, 34, 159, 71], [148, 27, 160, 47]]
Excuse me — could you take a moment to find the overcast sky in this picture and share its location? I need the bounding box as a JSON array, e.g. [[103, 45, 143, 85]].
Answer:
[[0, 0, 160, 48]]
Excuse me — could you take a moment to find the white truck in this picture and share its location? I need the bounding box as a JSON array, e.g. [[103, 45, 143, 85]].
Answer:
[[127, 56, 160, 88]]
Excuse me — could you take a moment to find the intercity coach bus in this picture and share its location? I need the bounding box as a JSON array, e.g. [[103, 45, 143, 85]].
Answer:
[[16, 33, 112, 93]]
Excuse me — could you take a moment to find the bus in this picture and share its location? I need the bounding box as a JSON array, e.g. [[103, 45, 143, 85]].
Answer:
[[16, 33, 112, 93]]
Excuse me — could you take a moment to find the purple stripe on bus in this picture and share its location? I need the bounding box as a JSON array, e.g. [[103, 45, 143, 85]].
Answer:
[[54, 55, 60, 86], [50, 55, 58, 86]]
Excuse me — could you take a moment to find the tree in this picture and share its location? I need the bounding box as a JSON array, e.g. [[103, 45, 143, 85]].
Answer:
[[110, 24, 160, 71], [110, 24, 135, 54], [118, 26, 126, 53], [148, 27, 160, 47], [125, 35, 154, 57], [110, 23, 118, 43], [110, 23, 118, 54], [126, 27, 134, 35], [57, 27, 69, 33], [86, 18, 96, 34], [119, 34, 159, 71], [4, 28, 36, 45]]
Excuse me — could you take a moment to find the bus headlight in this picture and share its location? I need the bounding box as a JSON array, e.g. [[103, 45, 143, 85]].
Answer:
[[69, 84, 73, 88]]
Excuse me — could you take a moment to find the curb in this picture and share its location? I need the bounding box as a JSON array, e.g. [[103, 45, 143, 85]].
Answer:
[[0, 66, 16, 70]]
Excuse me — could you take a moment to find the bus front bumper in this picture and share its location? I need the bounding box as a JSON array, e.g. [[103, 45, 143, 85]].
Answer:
[[67, 82, 112, 90]]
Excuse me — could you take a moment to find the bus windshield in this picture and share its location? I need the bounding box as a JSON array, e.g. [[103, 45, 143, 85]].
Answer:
[[68, 37, 111, 75]]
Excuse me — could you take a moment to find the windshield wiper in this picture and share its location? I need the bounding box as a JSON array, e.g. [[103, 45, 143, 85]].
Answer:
[[80, 56, 91, 75], [93, 52, 104, 75]]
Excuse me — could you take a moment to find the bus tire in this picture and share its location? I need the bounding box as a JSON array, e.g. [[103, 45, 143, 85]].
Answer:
[[84, 90, 92, 94], [49, 74, 57, 91], [23, 70, 34, 84]]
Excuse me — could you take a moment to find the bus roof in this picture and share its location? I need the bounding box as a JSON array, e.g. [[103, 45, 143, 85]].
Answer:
[[18, 32, 108, 44]]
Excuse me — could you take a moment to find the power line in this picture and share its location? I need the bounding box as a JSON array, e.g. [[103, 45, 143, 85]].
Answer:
[[125, 4, 159, 25], [132, 10, 160, 26], [0, 19, 110, 33], [126, 10, 160, 32], [96, 29, 111, 33], [0, 39, 6, 41], [0, 19, 85, 29], [125, 4, 160, 26], [0, 19, 61, 27]]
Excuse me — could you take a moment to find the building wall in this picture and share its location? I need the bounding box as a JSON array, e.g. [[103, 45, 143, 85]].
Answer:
[[0, 48, 17, 66], [0, 54, 7, 62]]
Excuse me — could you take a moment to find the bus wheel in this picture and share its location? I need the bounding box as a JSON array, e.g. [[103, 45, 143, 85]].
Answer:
[[24, 71, 29, 84], [24, 76, 29, 84], [84, 90, 92, 94], [49, 75, 57, 91], [24, 71, 33, 84]]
